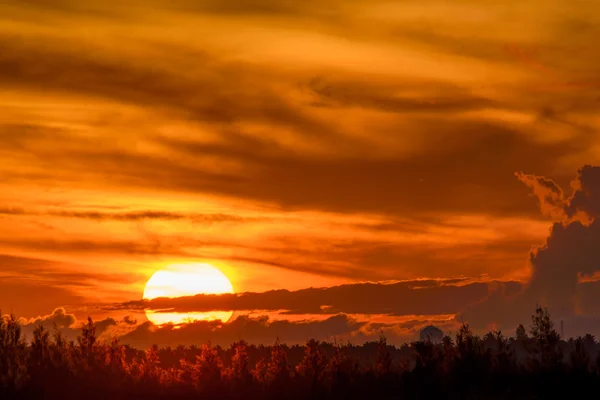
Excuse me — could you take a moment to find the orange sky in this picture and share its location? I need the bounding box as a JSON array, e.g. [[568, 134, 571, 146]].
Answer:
[[1, 0, 600, 344]]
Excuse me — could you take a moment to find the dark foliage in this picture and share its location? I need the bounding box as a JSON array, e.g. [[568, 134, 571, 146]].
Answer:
[[1, 307, 600, 399]]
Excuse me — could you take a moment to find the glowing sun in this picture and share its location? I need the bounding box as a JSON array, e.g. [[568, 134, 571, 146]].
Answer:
[[143, 263, 234, 326]]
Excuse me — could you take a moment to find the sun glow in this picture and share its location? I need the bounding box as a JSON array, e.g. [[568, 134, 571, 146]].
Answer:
[[143, 263, 234, 326]]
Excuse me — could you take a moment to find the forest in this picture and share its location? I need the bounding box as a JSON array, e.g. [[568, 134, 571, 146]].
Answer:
[[2, 306, 600, 399]]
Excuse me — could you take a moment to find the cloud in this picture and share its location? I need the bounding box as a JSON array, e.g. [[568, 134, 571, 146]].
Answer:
[[0, 26, 593, 221], [308, 76, 499, 114], [212, 230, 544, 282], [0, 205, 260, 224], [2, 0, 600, 341], [158, 0, 347, 17], [19, 307, 76, 329], [0, 255, 92, 316], [0, 254, 148, 291], [0, 253, 150, 320], [15, 307, 140, 343], [567, 165, 600, 219], [1, 238, 190, 257], [119, 313, 457, 347], [0, 35, 342, 143], [155, 121, 582, 218], [0, 279, 85, 320], [515, 165, 600, 222], [8, 0, 345, 18], [461, 165, 600, 331], [115, 279, 521, 317], [527, 218, 600, 316], [515, 171, 568, 219]]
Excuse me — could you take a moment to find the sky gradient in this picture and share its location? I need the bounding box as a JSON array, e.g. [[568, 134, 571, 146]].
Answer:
[[1, 0, 600, 346]]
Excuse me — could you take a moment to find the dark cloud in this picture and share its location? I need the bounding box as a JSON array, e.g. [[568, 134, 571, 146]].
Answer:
[[575, 280, 600, 316], [156, 121, 585, 218], [115, 280, 521, 317], [0, 205, 259, 224], [389, 26, 516, 64], [308, 77, 498, 114], [0, 33, 591, 220], [119, 312, 463, 348], [0, 36, 347, 146], [461, 166, 600, 331], [1, 238, 189, 257], [0, 207, 28, 216], [156, 0, 346, 17], [95, 317, 118, 333], [6, 0, 343, 18], [567, 165, 600, 219], [0, 237, 296, 274], [209, 229, 543, 281], [2, 0, 131, 18], [50, 210, 185, 221], [120, 313, 420, 348], [527, 218, 600, 316], [0, 206, 184, 221], [0, 253, 145, 296], [123, 315, 138, 325]]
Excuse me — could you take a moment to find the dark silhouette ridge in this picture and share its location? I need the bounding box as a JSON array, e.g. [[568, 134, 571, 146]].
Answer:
[[2, 306, 600, 399]]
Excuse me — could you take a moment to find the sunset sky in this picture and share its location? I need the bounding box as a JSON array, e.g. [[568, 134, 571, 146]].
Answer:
[[1, 0, 600, 346]]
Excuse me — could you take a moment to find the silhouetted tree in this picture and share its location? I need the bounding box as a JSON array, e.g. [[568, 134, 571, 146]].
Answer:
[[196, 342, 223, 394], [454, 323, 490, 396], [441, 335, 455, 375], [327, 343, 359, 397], [570, 337, 591, 374], [296, 339, 327, 396], [2, 306, 600, 400], [27, 324, 51, 392], [529, 306, 562, 370], [252, 356, 269, 387], [224, 340, 252, 395], [0, 314, 26, 393], [76, 317, 98, 372], [516, 324, 528, 340], [375, 334, 393, 377]]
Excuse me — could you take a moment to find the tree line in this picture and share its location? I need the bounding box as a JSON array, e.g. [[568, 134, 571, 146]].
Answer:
[[2, 306, 600, 399]]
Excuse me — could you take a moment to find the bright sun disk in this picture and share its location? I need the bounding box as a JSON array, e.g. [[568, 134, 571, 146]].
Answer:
[[143, 263, 234, 326]]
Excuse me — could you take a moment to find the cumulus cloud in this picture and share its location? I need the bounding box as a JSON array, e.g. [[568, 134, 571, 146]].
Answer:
[[19, 307, 76, 329], [15, 308, 140, 342], [461, 166, 600, 333], [567, 165, 600, 219]]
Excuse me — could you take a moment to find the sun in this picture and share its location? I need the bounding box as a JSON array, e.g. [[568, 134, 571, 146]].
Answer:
[[143, 263, 234, 326]]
